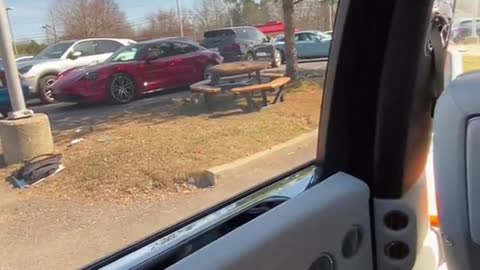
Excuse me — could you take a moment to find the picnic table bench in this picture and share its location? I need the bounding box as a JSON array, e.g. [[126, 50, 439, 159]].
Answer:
[[190, 61, 291, 111]]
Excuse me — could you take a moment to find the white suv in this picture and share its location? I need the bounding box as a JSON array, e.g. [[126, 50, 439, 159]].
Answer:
[[15, 38, 135, 104]]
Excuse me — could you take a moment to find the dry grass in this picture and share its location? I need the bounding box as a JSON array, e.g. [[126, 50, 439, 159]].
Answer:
[[10, 80, 323, 203]]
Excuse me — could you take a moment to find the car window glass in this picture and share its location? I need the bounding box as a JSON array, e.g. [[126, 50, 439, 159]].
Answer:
[[297, 33, 311, 41], [171, 42, 198, 55], [247, 29, 261, 41], [34, 42, 75, 59], [453, 0, 480, 73], [73, 41, 96, 57], [234, 28, 250, 39], [204, 29, 235, 38], [149, 43, 174, 58], [95, 40, 123, 54], [106, 44, 148, 63]]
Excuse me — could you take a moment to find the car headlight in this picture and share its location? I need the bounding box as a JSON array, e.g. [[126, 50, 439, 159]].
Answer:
[[82, 72, 98, 80], [18, 65, 33, 74]]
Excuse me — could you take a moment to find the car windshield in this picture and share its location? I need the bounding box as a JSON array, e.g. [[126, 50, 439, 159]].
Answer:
[[35, 42, 74, 59], [105, 43, 148, 63]]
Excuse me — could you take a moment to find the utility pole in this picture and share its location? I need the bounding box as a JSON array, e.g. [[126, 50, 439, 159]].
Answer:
[[42, 24, 51, 45], [5, 7, 17, 55], [473, 0, 479, 43], [176, 0, 184, 37], [0, 0, 31, 118]]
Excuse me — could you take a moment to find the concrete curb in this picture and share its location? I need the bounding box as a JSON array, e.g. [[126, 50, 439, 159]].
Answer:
[[190, 129, 318, 188]]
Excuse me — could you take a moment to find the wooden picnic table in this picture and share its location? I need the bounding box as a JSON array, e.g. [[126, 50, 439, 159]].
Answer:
[[191, 61, 290, 111], [208, 61, 270, 83]]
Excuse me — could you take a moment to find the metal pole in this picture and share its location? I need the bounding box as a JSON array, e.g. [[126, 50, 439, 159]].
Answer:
[[42, 24, 51, 45], [6, 7, 16, 55], [0, 0, 33, 119], [473, 0, 479, 43], [176, 0, 184, 37]]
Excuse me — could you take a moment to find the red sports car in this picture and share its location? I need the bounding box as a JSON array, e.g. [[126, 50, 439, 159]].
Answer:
[[52, 38, 223, 104]]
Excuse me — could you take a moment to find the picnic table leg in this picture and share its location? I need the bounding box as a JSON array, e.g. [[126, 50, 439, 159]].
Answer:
[[204, 93, 213, 110], [244, 93, 260, 111], [261, 91, 269, 107], [255, 71, 262, 84], [280, 86, 285, 102], [272, 86, 286, 104]]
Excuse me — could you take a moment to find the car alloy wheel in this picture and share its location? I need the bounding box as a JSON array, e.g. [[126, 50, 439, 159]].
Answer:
[[109, 74, 135, 104], [39, 75, 58, 104], [246, 52, 254, 61]]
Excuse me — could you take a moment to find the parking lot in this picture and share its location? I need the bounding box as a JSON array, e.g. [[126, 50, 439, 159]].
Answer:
[[27, 60, 327, 132]]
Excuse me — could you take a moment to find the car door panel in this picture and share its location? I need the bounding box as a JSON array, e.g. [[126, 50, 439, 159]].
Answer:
[[179, 53, 204, 84], [170, 43, 204, 85], [168, 173, 373, 270], [143, 57, 174, 92], [299, 33, 316, 58], [296, 41, 309, 58], [306, 36, 330, 58]]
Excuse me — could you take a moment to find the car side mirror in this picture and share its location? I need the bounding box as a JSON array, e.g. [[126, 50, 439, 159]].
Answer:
[[263, 36, 272, 43], [69, 51, 82, 60]]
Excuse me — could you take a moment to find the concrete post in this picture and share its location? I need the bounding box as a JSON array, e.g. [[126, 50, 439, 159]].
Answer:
[[0, 114, 54, 165]]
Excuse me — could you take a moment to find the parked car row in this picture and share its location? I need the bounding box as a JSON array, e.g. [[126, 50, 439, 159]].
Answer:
[[0, 27, 330, 108]]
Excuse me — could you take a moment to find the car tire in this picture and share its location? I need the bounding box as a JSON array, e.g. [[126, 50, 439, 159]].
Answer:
[[108, 73, 136, 104], [272, 49, 282, 68], [246, 52, 255, 61], [38, 74, 57, 104]]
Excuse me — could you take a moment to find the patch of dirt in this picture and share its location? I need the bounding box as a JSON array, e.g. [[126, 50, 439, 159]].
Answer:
[[1, 79, 323, 203]]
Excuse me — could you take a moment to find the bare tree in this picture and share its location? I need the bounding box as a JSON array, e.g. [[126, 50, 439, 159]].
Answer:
[[49, 0, 133, 40], [194, 0, 232, 33], [280, 0, 336, 80], [282, 0, 298, 80], [136, 9, 194, 41]]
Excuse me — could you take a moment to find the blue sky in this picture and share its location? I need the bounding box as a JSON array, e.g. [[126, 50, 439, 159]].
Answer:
[[6, 0, 196, 42]]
